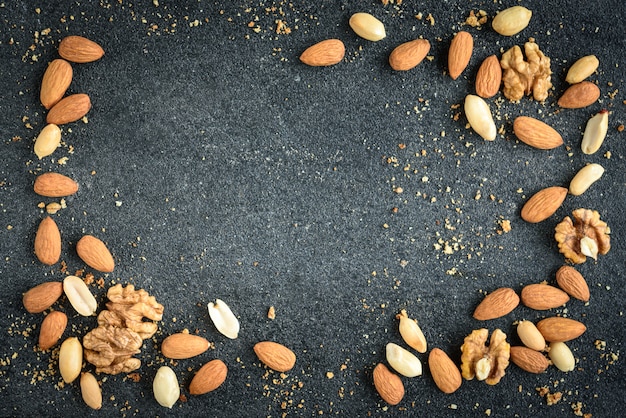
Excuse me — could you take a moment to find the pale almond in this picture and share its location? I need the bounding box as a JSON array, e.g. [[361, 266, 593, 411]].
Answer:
[[23, 281, 63, 313], [509, 346, 549, 374], [475, 55, 502, 98], [46, 93, 91, 125], [40, 59, 73, 109], [189, 359, 228, 395], [513, 116, 563, 149], [536, 317, 586, 342], [76, 235, 115, 273], [34, 216, 62, 265], [34, 124, 62, 159], [372, 363, 404, 405], [517, 320, 546, 351], [161, 333, 210, 359], [300, 39, 345, 67], [59, 35, 104, 63], [565, 55, 599, 84], [520, 186, 568, 223], [491, 6, 532, 36], [555, 266, 590, 302], [448, 31, 473, 80], [254, 341, 296, 372], [558, 81, 600, 109], [521, 284, 570, 310], [39, 310, 67, 350], [34, 172, 79, 197], [389, 39, 431, 71], [428, 348, 462, 394], [473, 287, 519, 320]]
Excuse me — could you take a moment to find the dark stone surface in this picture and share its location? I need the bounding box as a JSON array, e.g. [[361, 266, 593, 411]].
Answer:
[[0, 1, 624, 416]]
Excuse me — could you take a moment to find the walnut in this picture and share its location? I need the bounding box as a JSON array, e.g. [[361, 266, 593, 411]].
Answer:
[[83, 325, 143, 374], [461, 328, 510, 385], [500, 40, 552, 102], [555, 208, 611, 264], [103, 284, 164, 339]]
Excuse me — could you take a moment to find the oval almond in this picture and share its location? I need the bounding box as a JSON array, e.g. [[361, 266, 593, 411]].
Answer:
[[189, 359, 228, 395], [23, 281, 63, 313], [555, 266, 590, 302], [509, 346, 549, 374], [389, 39, 430, 71], [475, 55, 502, 98], [428, 348, 462, 394], [254, 341, 296, 372], [513, 116, 563, 149], [59, 35, 105, 63], [448, 31, 473, 80], [521, 284, 570, 310], [161, 333, 210, 359], [46, 93, 91, 125], [536, 317, 586, 342], [473, 287, 519, 320], [300, 39, 345, 67], [373, 363, 404, 405], [520, 186, 568, 223], [39, 310, 68, 350], [33, 172, 79, 197], [558, 81, 600, 109], [76, 235, 115, 273], [40, 59, 73, 109]]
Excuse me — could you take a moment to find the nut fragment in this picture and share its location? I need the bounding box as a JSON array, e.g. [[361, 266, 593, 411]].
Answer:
[[254, 341, 296, 372], [464, 94, 496, 141], [34, 124, 62, 159], [59, 336, 83, 383], [491, 6, 532, 36], [555, 266, 590, 302], [566, 55, 599, 84], [428, 348, 462, 394], [373, 363, 404, 405], [520, 284, 570, 310], [473, 287, 519, 320], [461, 329, 510, 385], [555, 208, 610, 264], [548, 341, 575, 372], [349, 13, 386, 42], [208, 299, 239, 339], [80, 372, 102, 410], [39, 310, 68, 350], [509, 346, 549, 374], [448, 31, 473, 80], [520, 187, 568, 223], [569, 163, 604, 196], [63, 275, 98, 317], [153, 366, 180, 408], [501, 41, 552, 101], [23, 281, 63, 313], [385, 343, 422, 378], [581, 110, 609, 154], [517, 320, 546, 351], [189, 359, 228, 395], [396, 309, 427, 353]]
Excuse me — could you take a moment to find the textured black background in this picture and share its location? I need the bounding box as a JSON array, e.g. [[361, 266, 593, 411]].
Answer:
[[0, 1, 624, 417]]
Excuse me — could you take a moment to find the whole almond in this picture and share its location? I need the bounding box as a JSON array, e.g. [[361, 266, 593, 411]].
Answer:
[[23, 281, 63, 313], [475, 55, 502, 98], [59, 35, 104, 63], [34, 124, 62, 159], [40, 59, 73, 109], [46, 93, 91, 125], [517, 320, 546, 351], [34, 172, 79, 197], [161, 333, 210, 359], [34, 216, 62, 265], [80, 372, 102, 410], [39, 310, 68, 350], [448, 31, 473, 80], [491, 6, 532, 36], [189, 359, 228, 395], [253, 341, 296, 372], [569, 163, 604, 196], [473, 287, 519, 320], [513, 116, 564, 149], [536, 317, 586, 342], [555, 266, 590, 302], [428, 348, 462, 394], [76, 235, 115, 273], [300, 39, 345, 67], [520, 186, 568, 223], [565, 55, 599, 84], [389, 39, 431, 71], [521, 284, 570, 310], [509, 346, 549, 374], [372, 363, 404, 405], [558, 81, 600, 109]]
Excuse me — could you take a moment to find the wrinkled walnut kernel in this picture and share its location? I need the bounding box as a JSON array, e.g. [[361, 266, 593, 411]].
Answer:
[[461, 328, 510, 385], [500, 40, 552, 101], [555, 208, 610, 264]]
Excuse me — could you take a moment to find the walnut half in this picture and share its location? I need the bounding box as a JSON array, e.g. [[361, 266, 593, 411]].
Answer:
[[461, 328, 510, 385], [555, 208, 611, 264], [500, 40, 552, 102]]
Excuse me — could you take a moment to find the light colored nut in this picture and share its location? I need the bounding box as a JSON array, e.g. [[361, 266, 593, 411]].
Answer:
[[385, 342, 422, 378], [34, 124, 62, 159], [80, 372, 102, 410], [208, 299, 239, 339], [349, 13, 386, 42], [566, 55, 599, 84], [397, 309, 427, 353], [153, 366, 180, 408], [569, 163, 604, 196], [517, 320, 546, 351], [464, 94, 496, 141], [59, 337, 83, 383], [581, 110, 609, 154], [492, 6, 532, 36], [63, 275, 98, 316], [548, 341, 575, 372]]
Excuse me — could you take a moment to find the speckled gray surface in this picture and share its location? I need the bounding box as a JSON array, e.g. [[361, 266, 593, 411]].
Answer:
[[0, 1, 624, 417]]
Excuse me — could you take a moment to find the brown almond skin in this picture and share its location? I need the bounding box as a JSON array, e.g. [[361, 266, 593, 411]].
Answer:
[[558, 81, 600, 108], [23, 281, 63, 313], [521, 284, 570, 310], [389, 38, 431, 71], [520, 187, 568, 223], [58, 35, 104, 63], [46, 93, 91, 125], [473, 287, 520, 320], [556, 266, 590, 302], [536, 317, 586, 342], [300, 39, 345, 67], [39, 311, 68, 350], [161, 333, 210, 359], [189, 359, 228, 395], [513, 116, 564, 150], [448, 31, 473, 80], [510, 346, 549, 374], [34, 216, 62, 265], [475, 55, 502, 98], [428, 348, 462, 394], [254, 341, 296, 372], [76, 235, 115, 273], [40, 59, 73, 109], [373, 363, 404, 405], [34, 172, 79, 198]]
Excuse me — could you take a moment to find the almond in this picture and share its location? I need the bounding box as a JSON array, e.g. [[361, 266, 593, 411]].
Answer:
[[34, 172, 79, 197], [23, 281, 63, 313], [536, 317, 586, 342], [39, 310, 68, 350], [34, 216, 62, 265], [58, 35, 104, 63], [555, 266, 590, 302], [473, 287, 519, 320], [389, 39, 431, 71], [520, 186, 568, 223], [475, 55, 502, 98], [521, 284, 570, 310], [513, 116, 563, 149], [517, 320, 546, 351], [161, 333, 210, 359], [40, 59, 73, 109], [558, 81, 600, 109], [565, 55, 599, 84], [46, 93, 91, 125], [428, 348, 462, 394], [509, 346, 549, 374], [189, 359, 228, 395], [299, 39, 345, 67], [448, 31, 473, 80], [76, 235, 115, 273], [253, 341, 296, 372], [372, 363, 404, 405]]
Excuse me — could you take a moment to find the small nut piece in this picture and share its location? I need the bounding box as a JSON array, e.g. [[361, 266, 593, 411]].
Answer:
[[389, 39, 430, 71], [34, 124, 62, 159], [34, 216, 62, 266], [473, 287, 519, 320], [517, 320, 546, 351], [161, 333, 210, 359], [492, 6, 532, 36], [428, 348, 462, 394], [581, 110, 609, 154], [254, 341, 296, 372], [548, 342, 575, 372], [555, 208, 610, 263], [448, 31, 473, 80], [76, 235, 115, 273], [475, 55, 502, 99], [521, 187, 568, 223], [23, 281, 63, 313], [63, 275, 98, 316], [208, 299, 240, 339], [509, 346, 549, 374], [189, 359, 228, 395], [385, 342, 422, 378], [566, 55, 599, 84], [461, 329, 510, 385], [536, 317, 586, 342], [558, 81, 600, 109], [396, 309, 427, 353], [59, 336, 83, 383], [501, 41, 552, 102], [555, 266, 590, 302], [153, 366, 180, 408], [521, 284, 570, 310], [373, 363, 404, 405], [349, 13, 386, 42], [569, 163, 604, 196], [464, 94, 496, 141], [39, 310, 68, 350], [299, 39, 345, 67], [80, 372, 102, 410], [513, 116, 563, 150]]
